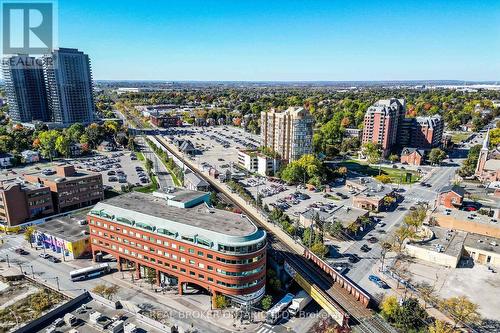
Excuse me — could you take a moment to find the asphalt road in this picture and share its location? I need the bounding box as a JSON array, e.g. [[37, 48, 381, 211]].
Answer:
[[136, 136, 175, 189]]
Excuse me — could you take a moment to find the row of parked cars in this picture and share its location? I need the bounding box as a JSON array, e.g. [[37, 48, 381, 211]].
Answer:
[[39, 252, 61, 263]]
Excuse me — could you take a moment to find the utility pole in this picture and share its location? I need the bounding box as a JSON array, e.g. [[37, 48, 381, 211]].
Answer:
[[55, 277, 60, 291], [6, 254, 10, 268], [31, 265, 35, 279]]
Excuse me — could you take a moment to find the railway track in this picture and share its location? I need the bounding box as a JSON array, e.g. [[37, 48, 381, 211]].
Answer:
[[144, 133, 395, 333]]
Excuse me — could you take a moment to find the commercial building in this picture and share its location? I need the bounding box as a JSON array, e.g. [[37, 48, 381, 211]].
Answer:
[[151, 188, 210, 209], [404, 226, 500, 268], [237, 150, 280, 176], [34, 210, 91, 260], [0, 153, 13, 167], [150, 112, 182, 128], [346, 177, 396, 212], [362, 99, 406, 156], [88, 192, 267, 306], [299, 205, 369, 230], [2, 55, 50, 122], [24, 164, 103, 213], [43, 48, 96, 125], [0, 180, 54, 227], [260, 107, 314, 162], [432, 205, 499, 238]]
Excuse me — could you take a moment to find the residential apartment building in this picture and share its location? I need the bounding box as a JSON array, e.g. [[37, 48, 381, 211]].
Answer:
[[43, 48, 96, 125], [362, 99, 406, 156], [400, 115, 444, 148], [24, 164, 103, 213], [260, 107, 314, 162], [88, 192, 267, 306], [2, 55, 50, 122], [0, 181, 54, 227], [237, 150, 280, 176]]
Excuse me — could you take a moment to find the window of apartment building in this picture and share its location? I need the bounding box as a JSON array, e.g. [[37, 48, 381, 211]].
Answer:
[[137, 253, 142, 258], [144, 255, 149, 260], [189, 260, 195, 265], [197, 251, 203, 257], [198, 274, 204, 280], [124, 249, 130, 254], [157, 250, 163, 255], [180, 268, 186, 273], [111, 245, 116, 250], [163, 241, 169, 246], [158, 260, 163, 265], [122, 228, 127, 234], [188, 248, 194, 254], [156, 239, 162, 245], [179, 246, 185, 252], [96, 221, 101, 226], [142, 235, 148, 240], [91, 229, 96, 234], [103, 223, 107, 228], [118, 247, 123, 252], [172, 265, 177, 270], [180, 257, 186, 263], [189, 271, 195, 276], [164, 262, 170, 268], [208, 277, 213, 282], [144, 245, 149, 251], [207, 254, 213, 259], [207, 265, 213, 271], [98, 231, 102, 236], [172, 254, 178, 260], [198, 263, 204, 269], [92, 239, 98, 244], [131, 251, 136, 257], [164, 252, 170, 258], [172, 244, 177, 249], [150, 258, 156, 263], [110, 225, 114, 230]]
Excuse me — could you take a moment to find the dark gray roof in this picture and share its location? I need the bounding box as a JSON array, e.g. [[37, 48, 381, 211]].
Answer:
[[401, 147, 425, 156], [439, 184, 465, 196]]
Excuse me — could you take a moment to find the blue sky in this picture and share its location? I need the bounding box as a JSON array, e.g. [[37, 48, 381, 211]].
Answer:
[[57, 0, 500, 81]]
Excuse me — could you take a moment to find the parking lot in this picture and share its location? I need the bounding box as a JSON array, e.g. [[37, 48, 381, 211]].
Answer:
[[161, 125, 260, 176], [66, 151, 151, 190], [239, 176, 355, 220]]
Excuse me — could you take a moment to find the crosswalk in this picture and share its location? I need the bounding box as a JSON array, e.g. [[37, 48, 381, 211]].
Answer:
[[0, 237, 24, 257], [255, 324, 277, 333]]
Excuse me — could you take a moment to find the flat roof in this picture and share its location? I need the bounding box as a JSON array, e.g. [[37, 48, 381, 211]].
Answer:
[[434, 206, 499, 228], [36, 210, 90, 242], [153, 187, 208, 204], [24, 168, 100, 182], [408, 226, 467, 258], [92, 192, 261, 241], [464, 233, 500, 255]]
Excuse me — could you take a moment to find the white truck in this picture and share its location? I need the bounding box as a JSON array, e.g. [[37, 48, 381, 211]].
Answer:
[[288, 290, 312, 317]]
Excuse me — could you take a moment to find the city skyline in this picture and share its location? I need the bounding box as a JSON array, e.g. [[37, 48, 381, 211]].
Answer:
[[50, 0, 500, 81]]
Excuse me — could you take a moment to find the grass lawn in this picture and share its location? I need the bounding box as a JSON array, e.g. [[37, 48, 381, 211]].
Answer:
[[450, 131, 472, 144], [135, 175, 159, 193], [337, 160, 420, 184], [136, 151, 145, 161]]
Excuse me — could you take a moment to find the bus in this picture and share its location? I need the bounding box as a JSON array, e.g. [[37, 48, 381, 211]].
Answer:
[[70, 263, 111, 281], [265, 293, 294, 325]]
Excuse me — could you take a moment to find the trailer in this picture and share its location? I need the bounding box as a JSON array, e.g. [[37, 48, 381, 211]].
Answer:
[[288, 290, 313, 317]]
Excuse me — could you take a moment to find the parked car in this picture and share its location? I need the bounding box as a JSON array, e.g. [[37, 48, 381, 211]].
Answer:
[[368, 275, 388, 288], [15, 248, 28, 255], [367, 237, 378, 244], [47, 256, 60, 263], [348, 254, 360, 263], [39, 253, 50, 259], [360, 244, 371, 252]]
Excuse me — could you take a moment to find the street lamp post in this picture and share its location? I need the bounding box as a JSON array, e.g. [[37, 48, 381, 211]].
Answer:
[[5, 254, 10, 268]]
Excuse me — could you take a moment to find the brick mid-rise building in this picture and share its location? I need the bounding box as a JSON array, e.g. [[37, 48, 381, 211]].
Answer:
[[88, 192, 267, 306], [24, 164, 103, 213], [362, 99, 406, 156], [0, 181, 54, 227]]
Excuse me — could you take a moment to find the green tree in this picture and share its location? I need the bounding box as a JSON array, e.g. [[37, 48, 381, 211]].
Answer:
[[440, 296, 481, 328], [261, 295, 273, 310], [388, 154, 399, 164], [362, 142, 382, 164], [214, 294, 228, 309], [393, 298, 428, 332], [38, 130, 59, 160], [311, 242, 328, 258], [24, 226, 36, 248], [145, 158, 154, 175], [375, 174, 392, 184], [429, 320, 459, 333], [380, 295, 399, 320], [428, 148, 447, 165], [66, 123, 84, 143], [55, 134, 71, 158]]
